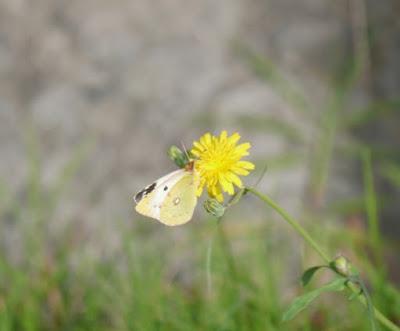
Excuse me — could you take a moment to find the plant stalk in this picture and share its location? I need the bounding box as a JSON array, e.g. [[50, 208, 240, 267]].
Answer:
[[246, 186, 399, 331]]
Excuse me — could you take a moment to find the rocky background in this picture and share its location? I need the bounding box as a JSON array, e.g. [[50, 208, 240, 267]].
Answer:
[[0, 0, 399, 263]]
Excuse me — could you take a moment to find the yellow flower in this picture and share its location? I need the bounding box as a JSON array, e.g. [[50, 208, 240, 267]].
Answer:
[[191, 131, 255, 202]]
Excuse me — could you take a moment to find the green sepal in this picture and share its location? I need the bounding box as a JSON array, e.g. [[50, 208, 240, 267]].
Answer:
[[167, 145, 190, 168], [203, 199, 225, 218]]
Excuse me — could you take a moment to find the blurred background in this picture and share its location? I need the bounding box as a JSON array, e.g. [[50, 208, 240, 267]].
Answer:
[[0, 0, 399, 330]]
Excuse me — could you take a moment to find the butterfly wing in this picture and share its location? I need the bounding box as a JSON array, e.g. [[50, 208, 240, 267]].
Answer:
[[159, 171, 198, 226], [134, 169, 187, 221]]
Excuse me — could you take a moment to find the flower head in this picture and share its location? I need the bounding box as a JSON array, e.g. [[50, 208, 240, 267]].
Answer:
[[191, 131, 255, 202]]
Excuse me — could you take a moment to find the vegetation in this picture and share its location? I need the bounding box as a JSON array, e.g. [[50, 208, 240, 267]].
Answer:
[[0, 44, 399, 330]]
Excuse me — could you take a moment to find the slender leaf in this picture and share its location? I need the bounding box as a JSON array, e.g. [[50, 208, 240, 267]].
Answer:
[[282, 278, 347, 322], [301, 266, 326, 287]]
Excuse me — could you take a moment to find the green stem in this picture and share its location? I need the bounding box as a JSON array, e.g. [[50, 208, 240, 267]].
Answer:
[[245, 187, 399, 331], [246, 187, 330, 263], [216, 221, 239, 282], [361, 148, 383, 264]]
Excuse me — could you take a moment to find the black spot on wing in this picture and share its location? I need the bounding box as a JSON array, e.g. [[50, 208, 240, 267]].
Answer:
[[134, 182, 156, 203]]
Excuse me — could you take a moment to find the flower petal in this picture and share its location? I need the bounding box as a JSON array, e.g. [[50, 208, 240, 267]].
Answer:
[[191, 131, 254, 202], [219, 173, 235, 195], [226, 172, 243, 188], [220, 130, 228, 142], [208, 184, 223, 202], [200, 133, 211, 146], [227, 132, 241, 145], [231, 167, 250, 176], [236, 161, 255, 170], [193, 141, 204, 151], [191, 149, 201, 157], [215, 192, 224, 202], [235, 142, 251, 153], [196, 178, 205, 196]]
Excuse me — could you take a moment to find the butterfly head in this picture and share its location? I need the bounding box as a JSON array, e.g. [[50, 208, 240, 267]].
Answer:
[[184, 160, 195, 172]]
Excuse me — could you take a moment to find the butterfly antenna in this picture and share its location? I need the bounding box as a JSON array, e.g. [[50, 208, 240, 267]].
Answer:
[[180, 141, 191, 161], [252, 162, 268, 188]]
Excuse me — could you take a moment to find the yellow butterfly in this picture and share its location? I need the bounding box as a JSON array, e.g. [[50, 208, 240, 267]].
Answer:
[[134, 161, 199, 226]]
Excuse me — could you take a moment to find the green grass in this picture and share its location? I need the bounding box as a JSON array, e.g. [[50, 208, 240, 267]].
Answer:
[[1, 41, 400, 331], [1, 165, 399, 331], [0, 215, 383, 331]]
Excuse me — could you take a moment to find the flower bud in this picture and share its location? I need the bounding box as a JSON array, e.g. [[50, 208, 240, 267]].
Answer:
[[203, 199, 225, 218], [168, 145, 188, 168], [332, 255, 351, 277]]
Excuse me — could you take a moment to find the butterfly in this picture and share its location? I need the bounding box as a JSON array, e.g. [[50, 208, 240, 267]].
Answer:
[[133, 161, 199, 226]]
